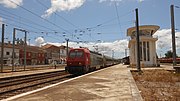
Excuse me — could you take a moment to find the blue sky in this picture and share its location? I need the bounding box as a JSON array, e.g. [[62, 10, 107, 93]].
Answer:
[[0, 0, 180, 58]]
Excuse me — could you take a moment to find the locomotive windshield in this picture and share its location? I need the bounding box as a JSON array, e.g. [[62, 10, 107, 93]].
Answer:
[[69, 50, 84, 58]]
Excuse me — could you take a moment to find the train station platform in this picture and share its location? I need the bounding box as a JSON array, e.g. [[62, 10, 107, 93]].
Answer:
[[5, 64, 143, 101]]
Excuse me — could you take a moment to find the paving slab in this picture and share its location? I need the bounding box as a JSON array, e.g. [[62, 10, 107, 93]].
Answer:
[[5, 64, 143, 101]]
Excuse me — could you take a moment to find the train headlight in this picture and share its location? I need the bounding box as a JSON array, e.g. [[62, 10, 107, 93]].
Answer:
[[79, 62, 82, 65]]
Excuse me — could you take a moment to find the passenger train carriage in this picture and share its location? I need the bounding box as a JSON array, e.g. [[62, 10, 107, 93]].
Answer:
[[65, 48, 116, 74]]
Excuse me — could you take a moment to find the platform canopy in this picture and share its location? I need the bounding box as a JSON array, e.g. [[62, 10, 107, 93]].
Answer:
[[127, 25, 160, 36]]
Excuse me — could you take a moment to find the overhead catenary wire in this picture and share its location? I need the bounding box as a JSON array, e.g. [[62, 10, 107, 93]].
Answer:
[[83, 10, 134, 32], [1, 0, 74, 44], [36, 0, 80, 30], [1, 1, 135, 46], [37, 0, 134, 39], [0, 16, 63, 41], [0, 20, 71, 45], [114, 1, 122, 31], [0, 13, 46, 31], [35, 0, 134, 43], [35, 0, 88, 43], [70, 18, 132, 42], [0, 9, 69, 42], [0, 8, 56, 32], [8, 0, 71, 34]]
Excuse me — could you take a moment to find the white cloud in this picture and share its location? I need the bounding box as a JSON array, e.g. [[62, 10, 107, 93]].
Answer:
[[138, 0, 144, 2], [35, 37, 45, 47], [0, 0, 23, 8], [42, 0, 145, 17], [37, 29, 180, 58], [99, 0, 122, 3], [99, 0, 144, 3], [154, 29, 180, 57], [43, 39, 129, 59], [42, 0, 85, 18], [0, 17, 6, 28], [0, 17, 3, 28]]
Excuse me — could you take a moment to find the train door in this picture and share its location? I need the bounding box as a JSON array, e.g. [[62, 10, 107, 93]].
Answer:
[[85, 53, 90, 65]]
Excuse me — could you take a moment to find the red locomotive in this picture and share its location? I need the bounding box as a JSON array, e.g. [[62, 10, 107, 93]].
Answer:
[[158, 58, 180, 63], [65, 48, 116, 74]]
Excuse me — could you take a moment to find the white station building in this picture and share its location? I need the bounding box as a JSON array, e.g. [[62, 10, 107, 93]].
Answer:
[[127, 25, 160, 67]]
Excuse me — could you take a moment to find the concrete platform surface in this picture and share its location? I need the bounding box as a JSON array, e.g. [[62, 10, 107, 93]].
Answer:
[[6, 64, 143, 101]]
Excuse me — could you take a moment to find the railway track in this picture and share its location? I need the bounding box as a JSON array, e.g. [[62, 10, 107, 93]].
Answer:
[[0, 70, 73, 100]]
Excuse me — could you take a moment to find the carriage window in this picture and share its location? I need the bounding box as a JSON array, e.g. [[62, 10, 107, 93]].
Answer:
[[69, 50, 84, 58], [69, 52, 76, 58], [76, 52, 83, 57]]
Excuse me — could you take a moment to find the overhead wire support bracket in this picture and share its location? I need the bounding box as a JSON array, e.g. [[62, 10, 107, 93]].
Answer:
[[12, 28, 28, 71]]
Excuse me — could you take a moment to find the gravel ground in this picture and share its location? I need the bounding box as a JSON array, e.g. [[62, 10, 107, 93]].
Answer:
[[131, 69, 180, 101]]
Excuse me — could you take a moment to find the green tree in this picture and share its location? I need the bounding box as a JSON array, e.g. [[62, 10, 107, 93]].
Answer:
[[164, 50, 178, 58]]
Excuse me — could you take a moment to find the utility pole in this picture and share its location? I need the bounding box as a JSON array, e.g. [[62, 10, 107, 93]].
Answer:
[[24, 31, 27, 70], [1, 24, 5, 73], [12, 28, 16, 71], [170, 5, 176, 66], [125, 49, 127, 57], [112, 50, 114, 64], [28, 39, 30, 45], [135, 8, 141, 72], [112, 50, 114, 59], [66, 39, 69, 59]]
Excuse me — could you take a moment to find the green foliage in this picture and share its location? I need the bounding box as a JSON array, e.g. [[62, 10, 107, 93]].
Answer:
[[164, 50, 178, 58]]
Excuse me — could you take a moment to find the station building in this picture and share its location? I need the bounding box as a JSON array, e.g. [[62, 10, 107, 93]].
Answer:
[[127, 25, 160, 67]]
